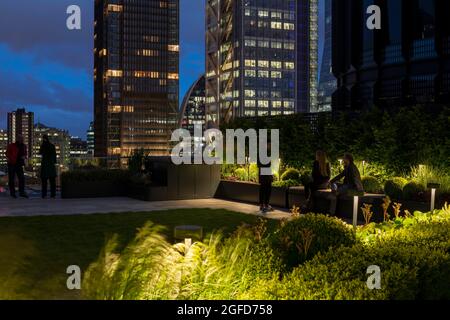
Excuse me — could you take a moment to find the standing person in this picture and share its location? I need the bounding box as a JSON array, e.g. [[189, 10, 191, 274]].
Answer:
[[305, 150, 331, 210], [257, 143, 274, 213], [39, 134, 57, 199], [6, 134, 28, 198], [330, 153, 364, 195]]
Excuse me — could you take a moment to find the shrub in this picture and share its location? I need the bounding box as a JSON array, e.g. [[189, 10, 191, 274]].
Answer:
[[233, 168, 248, 181], [252, 243, 450, 300], [280, 168, 301, 182], [269, 214, 356, 269], [362, 176, 383, 194], [384, 177, 408, 199], [300, 173, 313, 187], [272, 180, 300, 188], [403, 181, 427, 201]]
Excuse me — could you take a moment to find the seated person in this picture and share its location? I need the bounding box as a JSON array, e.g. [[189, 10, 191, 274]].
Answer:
[[305, 150, 331, 210], [330, 153, 364, 196]]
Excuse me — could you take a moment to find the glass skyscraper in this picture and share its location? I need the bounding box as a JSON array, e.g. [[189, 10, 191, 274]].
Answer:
[[332, 0, 450, 110], [94, 0, 179, 165], [205, 0, 318, 127], [317, 0, 335, 112], [180, 75, 206, 136]]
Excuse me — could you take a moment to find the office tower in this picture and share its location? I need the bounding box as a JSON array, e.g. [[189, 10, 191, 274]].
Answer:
[[70, 137, 89, 158], [179, 75, 206, 135], [317, 0, 335, 112], [7, 108, 34, 159], [87, 122, 95, 156], [94, 0, 179, 165], [205, 0, 318, 127], [0, 129, 7, 170], [34, 123, 71, 169], [332, 0, 450, 110]]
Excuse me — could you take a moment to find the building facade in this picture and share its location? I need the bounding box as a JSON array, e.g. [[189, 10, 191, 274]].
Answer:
[[332, 0, 450, 110], [0, 129, 7, 170], [33, 123, 71, 170], [317, 0, 335, 112], [7, 108, 34, 159], [70, 137, 89, 159], [87, 122, 95, 156], [179, 75, 206, 135], [205, 0, 318, 127], [94, 0, 179, 164]]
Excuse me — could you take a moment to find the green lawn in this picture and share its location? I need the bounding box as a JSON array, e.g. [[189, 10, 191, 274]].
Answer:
[[0, 209, 276, 300]]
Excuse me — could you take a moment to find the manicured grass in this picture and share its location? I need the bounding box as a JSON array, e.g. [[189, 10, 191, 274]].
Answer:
[[0, 209, 276, 300]]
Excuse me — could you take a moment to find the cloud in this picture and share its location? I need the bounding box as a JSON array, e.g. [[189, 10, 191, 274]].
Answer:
[[0, 0, 93, 71]]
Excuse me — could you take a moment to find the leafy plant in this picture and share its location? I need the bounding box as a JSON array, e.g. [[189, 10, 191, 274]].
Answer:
[[280, 168, 301, 182], [403, 181, 427, 201], [384, 177, 408, 199], [381, 196, 391, 222], [393, 202, 402, 219], [272, 179, 300, 188], [361, 204, 374, 225], [269, 214, 356, 269], [362, 176, 383, 194]]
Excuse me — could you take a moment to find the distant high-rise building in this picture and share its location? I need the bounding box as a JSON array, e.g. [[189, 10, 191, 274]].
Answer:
[[0, 129, 7, 170], [317, 0, 335, 112], [94, 0, 179, 165], [332, 0, 450, 110], [70, 137, 89, 158], [7, 108, 34, 159], [180, 75, 206, 135], [87, 122, 94, 156], [33, 123, 71, 169], [205, 0, 318, 127]]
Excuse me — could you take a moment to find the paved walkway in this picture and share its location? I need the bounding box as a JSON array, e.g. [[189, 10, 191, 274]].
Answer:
[[0, 193, 290, 219]]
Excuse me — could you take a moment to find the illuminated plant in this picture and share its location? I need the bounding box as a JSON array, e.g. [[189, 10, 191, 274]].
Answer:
[[295, 229, 315, 259], [361, 204, 374, 225], [382, 196, 391, 222], [393, 202, 402, 219], [290, 205, 301, 218]]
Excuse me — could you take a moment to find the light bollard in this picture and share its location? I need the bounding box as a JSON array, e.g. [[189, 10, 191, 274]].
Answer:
[[427, 183, 441, 212], [353, 196, 359, 227]]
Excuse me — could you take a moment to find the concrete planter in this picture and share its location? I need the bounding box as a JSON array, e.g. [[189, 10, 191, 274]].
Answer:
[[128, 161, 221, 201], [215, 180, 289, 208]]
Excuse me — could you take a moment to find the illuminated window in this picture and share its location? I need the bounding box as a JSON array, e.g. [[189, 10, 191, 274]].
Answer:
[[108, 106, 122, 113], [271, 12, 282, 19], [245, 39, 256, 47], [258, 60, 269, 68], [271, 41, 282, 49], [271, 22, 282, 29], [272, 101, 282, 108], [108, 4, 123, 12], [244, 90, 256, 97], [258, 10, 269, 17], [271, 71, 282, 78], [160, 1, 167, 8], [258, 100, 269, 108], [99, 49, 107, 57], [271, 61, 282, 69], [168, 45, 179, 52], [244, 9, 251, 16], [106, 70, 123, 77], [245, 70, 256, 77], [284, 23, 295, 30], [168, 73, 179, 80], [284, 101, 294, 109], [244, 59, 256, 67], [258, 70, 269, 78], [285, 62, 295, 69], [134, 71, 159, 78], [244, 100, 256, 107]]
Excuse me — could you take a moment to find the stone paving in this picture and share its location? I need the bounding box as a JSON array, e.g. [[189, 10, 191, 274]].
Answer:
[[0, 191, 290, 219]]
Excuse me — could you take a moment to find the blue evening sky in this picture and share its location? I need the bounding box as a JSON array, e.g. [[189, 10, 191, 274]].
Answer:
[[0, 0, 324, 138]]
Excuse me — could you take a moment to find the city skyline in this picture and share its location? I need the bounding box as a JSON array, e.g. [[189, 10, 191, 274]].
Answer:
[[0, 0, 326, 137]]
